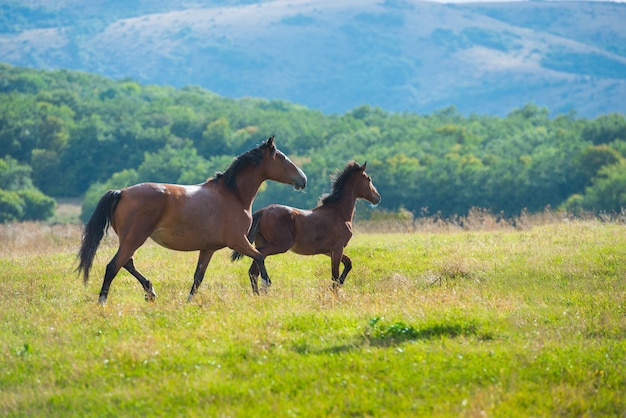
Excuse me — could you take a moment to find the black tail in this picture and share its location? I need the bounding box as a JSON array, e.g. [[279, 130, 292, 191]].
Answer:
[[231, 210, 263, 262], [77, 190, 122, 283]]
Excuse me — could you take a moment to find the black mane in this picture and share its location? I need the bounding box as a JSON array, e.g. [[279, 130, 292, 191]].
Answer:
[[320, 161, 361, 205], [213, 140, 271, 191]]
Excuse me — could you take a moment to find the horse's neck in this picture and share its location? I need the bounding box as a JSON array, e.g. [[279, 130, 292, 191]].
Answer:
[[233, 171, 265, 207], [331, 190, 358, 221]]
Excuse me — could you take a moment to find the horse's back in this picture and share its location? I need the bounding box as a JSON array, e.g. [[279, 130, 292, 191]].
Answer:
[[259, 204, 312, 227], [255, 204, 298, 239], [110, 183, 169, 234], [258, 203, 350, 255], [115, 181, 246, 251], [113, 182, 207, 234]]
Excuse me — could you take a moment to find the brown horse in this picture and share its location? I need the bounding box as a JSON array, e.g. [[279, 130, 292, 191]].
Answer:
[[78, 136, 306, 304], [231, 161, 380, 293]]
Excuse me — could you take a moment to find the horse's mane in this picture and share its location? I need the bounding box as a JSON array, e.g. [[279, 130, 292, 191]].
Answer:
[[320, 161, 361, 205], [213, 141, 270, 191]]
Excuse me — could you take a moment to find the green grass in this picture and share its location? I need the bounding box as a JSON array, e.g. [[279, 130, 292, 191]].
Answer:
[[1, 221, 625, 417]]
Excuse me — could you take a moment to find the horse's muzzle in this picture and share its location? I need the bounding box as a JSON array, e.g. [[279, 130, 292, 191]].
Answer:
[[293, 171, 307, 191], [369, 193, 381, 208]]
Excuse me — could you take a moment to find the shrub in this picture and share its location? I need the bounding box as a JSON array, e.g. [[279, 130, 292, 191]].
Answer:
[[0, 189, 24, 222], [18, 189, 56, 221], [80, 169, 139, 223]]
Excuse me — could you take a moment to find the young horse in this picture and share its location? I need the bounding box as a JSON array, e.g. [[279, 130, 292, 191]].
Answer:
[[78, 136, 306, 304], [231, 161, 380, 293]]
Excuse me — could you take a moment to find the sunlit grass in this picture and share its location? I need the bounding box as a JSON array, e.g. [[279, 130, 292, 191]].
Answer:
[[1, 220, 625, 416]]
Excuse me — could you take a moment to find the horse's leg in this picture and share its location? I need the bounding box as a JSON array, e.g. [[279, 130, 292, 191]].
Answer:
[[250, 239, 295, 294], [123, 258, 156, 302], [255, 256, 271, 289], [246, 254, 271, 289], [99, 230, 151, 304], [248, 261, 260, 295], [187, 249, 214, 302], [338, 254, 352, 285], [230, 237, 274, 290], [99, 247, 140, 304], [329, 250, 344, 290], [99, 252, 123, 304]]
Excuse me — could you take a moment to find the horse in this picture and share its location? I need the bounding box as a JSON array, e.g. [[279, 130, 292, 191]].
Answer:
[[77, 136, 307, 304], [231, 161, 380, 294]]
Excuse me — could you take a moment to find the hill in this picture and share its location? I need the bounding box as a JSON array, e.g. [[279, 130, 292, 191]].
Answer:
[[1, 0, 626, 117], [2, 63, 626, 222]]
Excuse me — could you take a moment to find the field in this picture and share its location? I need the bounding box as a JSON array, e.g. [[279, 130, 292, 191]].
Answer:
[[1, 217, 625, 417]]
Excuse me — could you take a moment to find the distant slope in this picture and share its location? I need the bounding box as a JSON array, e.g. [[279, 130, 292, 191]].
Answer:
[[1, 0, 626, 117]]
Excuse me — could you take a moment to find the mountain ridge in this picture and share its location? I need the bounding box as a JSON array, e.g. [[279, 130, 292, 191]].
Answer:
[[1, 0, 626, 117]]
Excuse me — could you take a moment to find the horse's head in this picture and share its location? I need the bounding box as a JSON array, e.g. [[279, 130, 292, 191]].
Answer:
[[355, 162, 381, 206], [261, 136, 307, 190]]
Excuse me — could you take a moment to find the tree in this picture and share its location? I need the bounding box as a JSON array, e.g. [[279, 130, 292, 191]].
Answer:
[[17, 189, 55, 221], [567, 161, 626, 213], [80, 169, 139, 223], [0, 190, 24, 222], [582, 113, 626, 145], [137, 143, 210, 184], [0, 156, 33, 190], [0, 156, 55, 222], [576, 144, 622, 185], [197, 118, 232, 157]]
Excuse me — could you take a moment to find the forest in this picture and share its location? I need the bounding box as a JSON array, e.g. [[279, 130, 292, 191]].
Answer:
[[1, 63, 625, 223]]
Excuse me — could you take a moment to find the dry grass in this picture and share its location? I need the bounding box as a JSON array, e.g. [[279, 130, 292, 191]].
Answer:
[[356, 206, 626, 233], [2, 206, 623, 259], [0, 222, 85, 258], [52, 198, 82, 223]]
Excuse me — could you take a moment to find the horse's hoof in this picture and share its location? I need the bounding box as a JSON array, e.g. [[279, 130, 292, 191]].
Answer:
[[98, 296, 107, 305], [144, 289, 156, 302]]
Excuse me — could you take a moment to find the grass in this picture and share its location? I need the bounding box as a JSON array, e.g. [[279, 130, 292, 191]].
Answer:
[[1, 219, 625, 417]]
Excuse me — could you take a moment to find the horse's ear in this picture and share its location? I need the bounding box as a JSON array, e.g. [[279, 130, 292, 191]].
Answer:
[[266, 135, 275, 148], [361, 161, 367, 171]]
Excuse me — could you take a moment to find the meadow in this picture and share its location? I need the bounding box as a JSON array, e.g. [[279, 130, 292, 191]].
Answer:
[[0, 214, 625, 417]]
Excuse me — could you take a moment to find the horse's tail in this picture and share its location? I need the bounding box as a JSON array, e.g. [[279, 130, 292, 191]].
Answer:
[[231, 210, 263, 262], [77, 190, 122, 283]]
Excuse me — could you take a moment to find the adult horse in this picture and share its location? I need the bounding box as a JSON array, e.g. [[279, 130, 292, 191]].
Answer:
[[78, 136, 306, 304], [231, 161, 380, 293]]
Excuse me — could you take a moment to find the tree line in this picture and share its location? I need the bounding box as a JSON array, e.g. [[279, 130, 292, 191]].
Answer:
[[1, 63, 625, 223]]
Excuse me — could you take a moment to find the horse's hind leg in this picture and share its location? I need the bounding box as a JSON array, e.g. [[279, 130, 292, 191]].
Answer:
[[248, 261, 261, 295], [328, 250, 344, 290], [98, 234, 150, 304], [123, 258, 156, 302], [250, 239, 293, 294], [99, 252, 124, 304], [338, 254, 352, 285]]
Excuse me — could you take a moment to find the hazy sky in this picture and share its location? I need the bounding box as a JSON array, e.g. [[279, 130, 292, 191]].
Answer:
[[428, 0, 625, 2]]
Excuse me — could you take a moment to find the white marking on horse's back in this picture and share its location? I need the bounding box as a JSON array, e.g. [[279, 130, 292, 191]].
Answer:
[[182, 184, 203, 196]]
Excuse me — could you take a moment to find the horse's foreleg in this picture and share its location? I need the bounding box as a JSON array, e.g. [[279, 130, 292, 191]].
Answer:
[[123, 258, 156, 302], [187, 250, 214, 302], [338, 254, 352, 285]]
